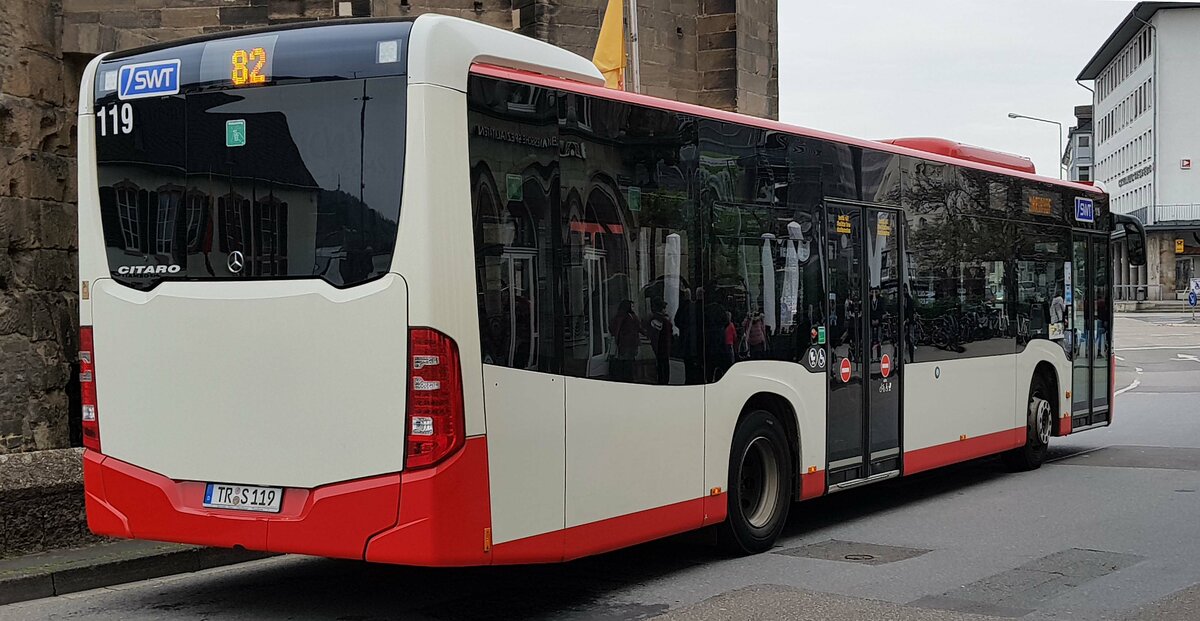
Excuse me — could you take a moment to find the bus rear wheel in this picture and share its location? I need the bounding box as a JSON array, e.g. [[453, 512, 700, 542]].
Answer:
[[1003, 377, 1053, 471], [717, 409, 792, 555]]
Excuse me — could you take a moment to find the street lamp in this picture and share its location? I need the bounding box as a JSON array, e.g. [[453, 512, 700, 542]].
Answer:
[[1007, 112, 1064, 179]]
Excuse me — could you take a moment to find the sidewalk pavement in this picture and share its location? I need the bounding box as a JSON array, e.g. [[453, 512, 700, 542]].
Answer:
[[0, 540, 271, 606]]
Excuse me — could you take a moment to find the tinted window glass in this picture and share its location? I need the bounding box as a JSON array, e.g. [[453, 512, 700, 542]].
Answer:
[[701, 123, 826, 378], [468, 75, 560, 372], [1015, 225, 1070, 348], [861, 149, 901, 205], [96, 77, 405, 288], [905, 158, 1015, 361], [559, 94, 701, 384]]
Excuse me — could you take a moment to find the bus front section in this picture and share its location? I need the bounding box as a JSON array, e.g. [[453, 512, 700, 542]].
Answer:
[[78, 20, 489, 565]]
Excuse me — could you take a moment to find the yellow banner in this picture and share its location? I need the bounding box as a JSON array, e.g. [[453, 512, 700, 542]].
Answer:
[[593, 0, 626, 89]]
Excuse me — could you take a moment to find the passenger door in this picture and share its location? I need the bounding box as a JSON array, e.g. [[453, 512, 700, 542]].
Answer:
[[1070, 233, 1112, 428], [825, 202, 904, 485]]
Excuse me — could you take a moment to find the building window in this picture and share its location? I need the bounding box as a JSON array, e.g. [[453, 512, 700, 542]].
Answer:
[[1078, 166, 1091, 182], [1078, 135, 1090, 148]]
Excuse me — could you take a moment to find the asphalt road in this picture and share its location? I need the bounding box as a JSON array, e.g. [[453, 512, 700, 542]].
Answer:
[[5, 313, 1200, 621]]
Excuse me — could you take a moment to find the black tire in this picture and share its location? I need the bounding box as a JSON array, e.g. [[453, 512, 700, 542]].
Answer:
[[717, 409, 792, 555], [1003, 376, 1054, 471]]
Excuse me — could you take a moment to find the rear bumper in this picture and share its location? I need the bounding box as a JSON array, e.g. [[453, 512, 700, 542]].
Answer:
[[83, 437, 493, 566]]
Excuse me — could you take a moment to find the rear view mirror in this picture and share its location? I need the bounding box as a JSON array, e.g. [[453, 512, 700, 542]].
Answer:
[[1113, 213, 1146, 267]]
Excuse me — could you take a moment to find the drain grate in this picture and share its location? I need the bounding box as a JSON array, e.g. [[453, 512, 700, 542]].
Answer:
[[774, 539, 931, 565]]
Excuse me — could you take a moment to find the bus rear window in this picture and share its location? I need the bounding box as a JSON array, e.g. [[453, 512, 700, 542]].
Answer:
[[95, 68, 405, 289]]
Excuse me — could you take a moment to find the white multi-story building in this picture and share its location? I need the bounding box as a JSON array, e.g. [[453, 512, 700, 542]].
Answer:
[[1078, 1, 1200, 301], [1062, 105, 1093, 183]]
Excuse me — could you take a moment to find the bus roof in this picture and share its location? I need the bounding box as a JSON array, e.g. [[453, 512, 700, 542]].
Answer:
[[878, 138, 1037, 175]]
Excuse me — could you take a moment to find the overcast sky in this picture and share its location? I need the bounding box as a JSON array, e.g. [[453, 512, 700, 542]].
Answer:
[[778, 0, 1139, 178]]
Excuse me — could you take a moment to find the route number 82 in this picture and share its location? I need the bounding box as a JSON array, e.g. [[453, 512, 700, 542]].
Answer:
[[231, 47, 268, 86]]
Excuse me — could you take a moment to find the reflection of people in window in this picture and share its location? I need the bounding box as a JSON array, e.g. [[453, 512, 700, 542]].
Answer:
[[743, 310, 768, 359], [646, 298, 673, 384], [609, 300, 640, 381], [720, 311, 736, 377]]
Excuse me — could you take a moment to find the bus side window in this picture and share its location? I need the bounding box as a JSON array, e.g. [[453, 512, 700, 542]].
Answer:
[[559, 94, 701, 385]]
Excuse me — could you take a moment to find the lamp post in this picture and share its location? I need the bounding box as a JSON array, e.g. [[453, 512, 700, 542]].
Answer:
[[1007, 112, 1064, 179]]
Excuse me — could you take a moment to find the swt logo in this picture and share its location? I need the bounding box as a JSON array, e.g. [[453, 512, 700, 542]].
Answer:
[[118, 59, 181, 100]]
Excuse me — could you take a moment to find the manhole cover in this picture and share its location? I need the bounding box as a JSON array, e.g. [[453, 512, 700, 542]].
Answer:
[[774, 540, 930, 565]]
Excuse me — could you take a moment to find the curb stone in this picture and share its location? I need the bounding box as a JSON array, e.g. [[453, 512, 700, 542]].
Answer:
[[0, 540, 272, 606]]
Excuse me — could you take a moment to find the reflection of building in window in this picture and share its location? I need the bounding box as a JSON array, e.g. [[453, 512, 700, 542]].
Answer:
[[583, 245, 608, 375], [502, 250, 538, 369], [155, 187, 182, 256], [115, 183, 141, 252], [505, 83, 542, 115], [576, 95, 593, 132], [474, 167, 546, 371], [219, 193, 249, 256], [572, 183, 628, 377], [254, 196, 289, 275], [184, 191, 209, 252]]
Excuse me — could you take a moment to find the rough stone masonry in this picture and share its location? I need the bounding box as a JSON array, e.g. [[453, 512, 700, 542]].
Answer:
[[0, 0, 777, 555]]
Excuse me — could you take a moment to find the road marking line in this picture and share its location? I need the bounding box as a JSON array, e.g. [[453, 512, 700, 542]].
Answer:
[[1115, 355, 1126, 361], [1135, 367, 1143, 374], [1176, 353, 1200, 363], [1115, 378, 1140, 396]]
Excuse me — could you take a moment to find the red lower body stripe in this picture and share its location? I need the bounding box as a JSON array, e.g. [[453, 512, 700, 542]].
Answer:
[[85, 426, 1037, 566], [492, 495, 716, 564], [902, 428, 1026, 475]]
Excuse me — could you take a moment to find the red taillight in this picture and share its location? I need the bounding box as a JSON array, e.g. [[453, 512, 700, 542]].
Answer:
[[406, 328, 465, 470], [80, 326, 101, 452]]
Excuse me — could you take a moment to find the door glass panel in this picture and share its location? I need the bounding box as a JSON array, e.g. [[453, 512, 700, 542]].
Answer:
[[1071, 236, 1090, 416], [867, 209, 901, 471], [1091, 238, 1111, 414], [826, 205, 864, 477]]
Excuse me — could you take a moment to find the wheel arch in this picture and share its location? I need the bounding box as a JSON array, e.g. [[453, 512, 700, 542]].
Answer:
[[740, 392, 802, 501], [1031, 360, 1062, 435]]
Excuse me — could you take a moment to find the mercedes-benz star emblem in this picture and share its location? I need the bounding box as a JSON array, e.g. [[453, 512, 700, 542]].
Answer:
[[227, 250, 245, 274]]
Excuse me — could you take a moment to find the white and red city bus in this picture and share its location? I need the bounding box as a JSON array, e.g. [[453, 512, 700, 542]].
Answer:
[[77, 14, 1147, 565]]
